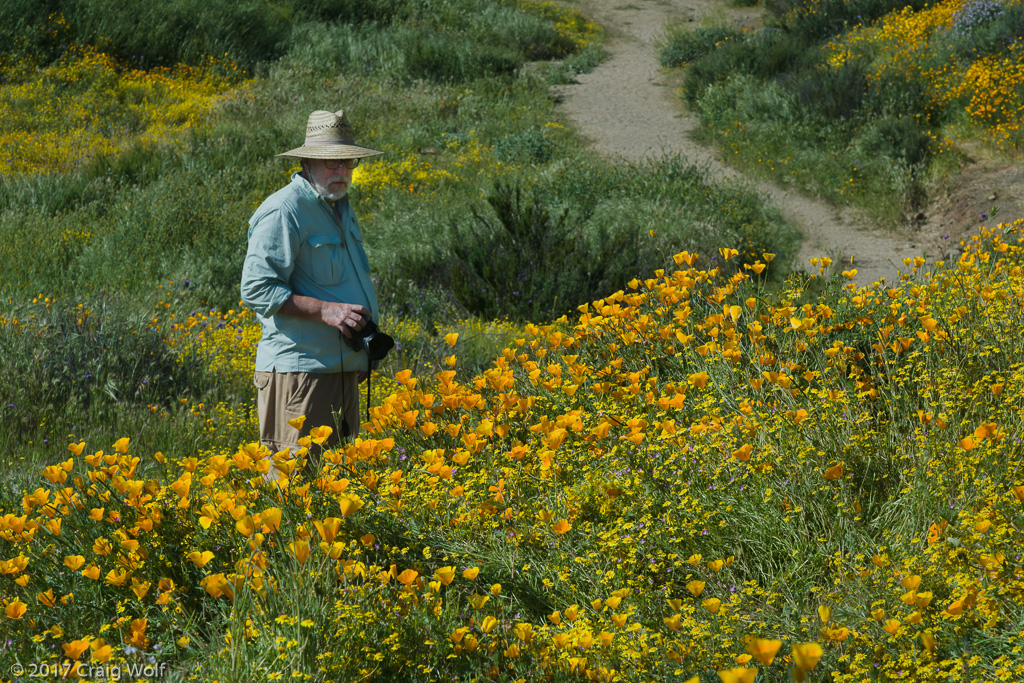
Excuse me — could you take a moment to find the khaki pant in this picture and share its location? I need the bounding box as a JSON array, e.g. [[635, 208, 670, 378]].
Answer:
[[254, 371, 359, 479]]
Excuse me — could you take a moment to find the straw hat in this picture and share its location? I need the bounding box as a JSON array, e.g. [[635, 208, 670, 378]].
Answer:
[[277, 109, 383, 160]]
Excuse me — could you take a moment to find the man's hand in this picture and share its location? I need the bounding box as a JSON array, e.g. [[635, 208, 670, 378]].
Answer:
[[277, 295, 369, 338], [319, 301, 370, 338]]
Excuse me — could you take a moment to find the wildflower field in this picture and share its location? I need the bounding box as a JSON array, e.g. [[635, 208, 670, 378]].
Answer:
[[663, 0, 1024, 224], [6, 226, 1024, 681], [2, 0, 1024, 681]]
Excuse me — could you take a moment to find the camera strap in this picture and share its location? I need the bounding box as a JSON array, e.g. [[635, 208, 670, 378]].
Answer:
[[365, 357, 372, 423]]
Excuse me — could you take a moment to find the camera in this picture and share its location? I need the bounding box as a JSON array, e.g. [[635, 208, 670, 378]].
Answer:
[[343, 318, 394, 362]]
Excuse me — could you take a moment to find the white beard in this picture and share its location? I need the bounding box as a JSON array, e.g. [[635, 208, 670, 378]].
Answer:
[[310, 176, 348, 202]]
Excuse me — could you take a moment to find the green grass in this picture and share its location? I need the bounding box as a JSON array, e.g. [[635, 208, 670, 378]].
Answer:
[[2, 3, 1024, 680], [0, 0, 804, 481], [388, 155, 798, 322], [662, 0, 1018, 227], [659, 26, 742, 68], [0, 297, 252, 496]]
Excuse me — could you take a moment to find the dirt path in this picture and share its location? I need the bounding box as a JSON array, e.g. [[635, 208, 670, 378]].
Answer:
[[553, 0, 1017, 286]]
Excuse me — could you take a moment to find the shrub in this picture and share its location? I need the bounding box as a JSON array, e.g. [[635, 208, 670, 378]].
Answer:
[[473, 4, 577, 61], [392, 153, 798, 322], [784, 59, 869, 123], [394, 180, 698, 322], [660, 26, 742, 68], [0, 300, 209, 439], [541, 153, 624, 213], [401, 30, 523, 84], [765, 0, 931, 42], [0, 0, 292, 70], [403, 33, 473, 83], [438, 181, 597, 321], [856, 116, 934, 169], [493, 128, 559, 164], [293, 0, 413, 25], [941, 1, 1024, 60], [683, 29, 807, 104], [850, 115, 934, 214]]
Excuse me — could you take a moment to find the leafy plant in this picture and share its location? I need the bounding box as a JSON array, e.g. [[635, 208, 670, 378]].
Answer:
[[437, 181, 598, 321], [659, 26, 742, 68]]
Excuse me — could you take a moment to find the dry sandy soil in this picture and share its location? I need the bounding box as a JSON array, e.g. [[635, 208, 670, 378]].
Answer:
[[553, 0, 1024, 286]]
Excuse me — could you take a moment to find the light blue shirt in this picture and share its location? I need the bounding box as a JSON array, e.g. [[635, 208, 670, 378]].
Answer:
[[241, 173, 379, 373]]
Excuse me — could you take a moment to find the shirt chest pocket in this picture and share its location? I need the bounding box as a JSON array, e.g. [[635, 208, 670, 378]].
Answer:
[[306, 233, 347, 285]]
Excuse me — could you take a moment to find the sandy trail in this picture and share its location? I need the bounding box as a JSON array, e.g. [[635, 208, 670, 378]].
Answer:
[[554, 0, 947, 286]]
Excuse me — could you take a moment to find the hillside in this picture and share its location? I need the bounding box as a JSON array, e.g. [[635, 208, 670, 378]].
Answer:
[[1, 0, 1023, 681]]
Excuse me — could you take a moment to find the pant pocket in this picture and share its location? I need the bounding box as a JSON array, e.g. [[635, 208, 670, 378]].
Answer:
[[284, 373, 315, 414]]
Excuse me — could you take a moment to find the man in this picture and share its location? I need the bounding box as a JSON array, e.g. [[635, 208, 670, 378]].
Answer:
[[240, 109, 383, 476]]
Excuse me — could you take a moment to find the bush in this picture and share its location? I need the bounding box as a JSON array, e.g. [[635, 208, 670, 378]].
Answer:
[[293, 0, 412, 25], [391, 153, 799, 322], [541, 154, 624, 213], [403, 31, 522, 84], [473, 4, 577, 61], [437, 182, 598, 321], [660, 26, 742, 68], [494, 128, 559, 165], [856, 116, 934, 169], [0, 0, 293, 70], [784, 59, 869, 123], [940, 1, 1024, 60], [682, 29, 807, 104], [0, 300, 209, 439], [403, 33, 473, 83], [394, 181, 689, 322], [764, 0, 930, 42], [850, 115, 934, 214]]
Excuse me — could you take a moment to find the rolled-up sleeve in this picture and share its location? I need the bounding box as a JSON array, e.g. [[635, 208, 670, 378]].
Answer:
[[240, 208, 298, 318]]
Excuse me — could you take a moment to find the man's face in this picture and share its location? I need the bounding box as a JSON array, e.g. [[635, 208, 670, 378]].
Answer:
[[303, 158, 356, 202]]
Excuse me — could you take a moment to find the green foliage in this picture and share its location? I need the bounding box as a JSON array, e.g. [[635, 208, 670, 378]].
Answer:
[[404, 182, 600, 321], [292, 0, 412, 25], [0, 302, 206, 414], [0, 299, 214, 479], [287, 2, 581, 86], [764, 0, 930, 41], [695, 72, 936, 222], [659, 26, 741, 68], [938, 2, 1024, 60], [541, 152, 798, 274], [493, 127, 561, 165], [682, 28, 808, 104], [0, 153, 261, 311], [392, 156, 798, 322], [0, 0, 580, 78], [0, 0, 292, 70], [677, 0, 987, 224], [402, 31, 520, 83], [856, 115, 934, 169], [786, 59, 869, 122], [473, 3, 579, 62]]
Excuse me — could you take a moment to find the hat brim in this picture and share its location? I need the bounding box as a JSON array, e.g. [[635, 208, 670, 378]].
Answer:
[[277, 143, 384, 160]]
